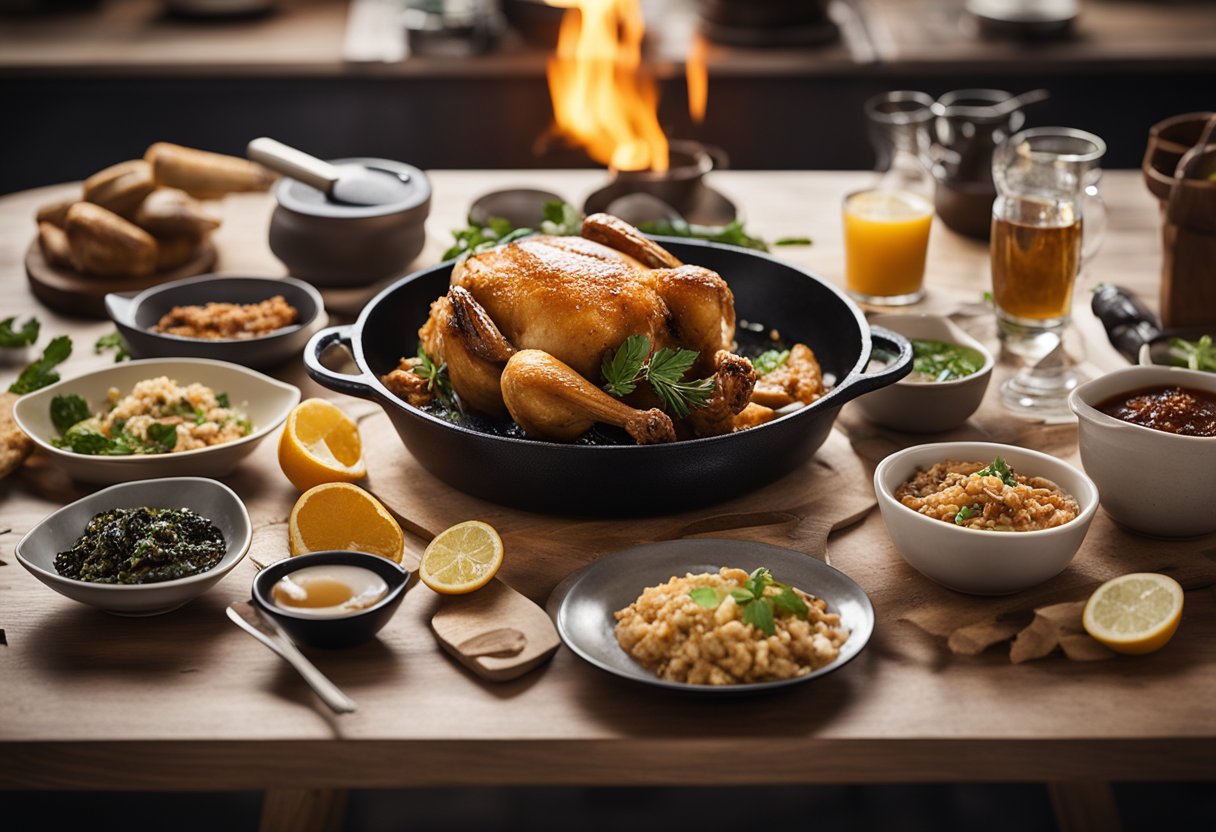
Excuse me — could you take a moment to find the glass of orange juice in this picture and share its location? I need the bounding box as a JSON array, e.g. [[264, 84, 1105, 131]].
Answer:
[[844, 91, 937, 306], [843, 189, 934, 305]]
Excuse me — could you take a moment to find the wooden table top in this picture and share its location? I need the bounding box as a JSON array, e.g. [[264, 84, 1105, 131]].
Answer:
[[2, 170, 1214, 791]]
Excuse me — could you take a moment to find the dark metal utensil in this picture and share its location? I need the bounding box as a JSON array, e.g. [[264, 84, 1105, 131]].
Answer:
[[247, 137, 411, 206]]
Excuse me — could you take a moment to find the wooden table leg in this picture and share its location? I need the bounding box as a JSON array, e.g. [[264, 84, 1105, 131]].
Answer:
[[259, 788, 349, 832], [1048, 781, 1123, 832]]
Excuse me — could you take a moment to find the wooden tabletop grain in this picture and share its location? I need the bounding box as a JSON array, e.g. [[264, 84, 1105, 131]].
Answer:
[[1, 170, 1214, 792]]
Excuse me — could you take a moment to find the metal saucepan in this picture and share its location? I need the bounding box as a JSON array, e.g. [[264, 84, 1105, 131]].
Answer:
[[305, 239, 911, 514]]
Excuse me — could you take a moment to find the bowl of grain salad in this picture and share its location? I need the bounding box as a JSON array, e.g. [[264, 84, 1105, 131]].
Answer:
[[105, 274, 325, 369], [12, 357, 300, 484], [874, 441, 1099, 595]]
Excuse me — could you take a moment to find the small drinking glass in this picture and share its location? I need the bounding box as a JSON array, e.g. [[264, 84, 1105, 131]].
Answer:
[[990, 127, 1106, 416], [843, 91, 937, 306]]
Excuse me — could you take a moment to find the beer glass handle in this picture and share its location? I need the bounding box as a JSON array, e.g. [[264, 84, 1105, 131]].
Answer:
[[1081, 185, 1106, 266]]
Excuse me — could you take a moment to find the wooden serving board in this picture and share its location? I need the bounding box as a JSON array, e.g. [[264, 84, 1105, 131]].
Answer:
[[25, 237, 217, 318], [430, 579, 561, 682]]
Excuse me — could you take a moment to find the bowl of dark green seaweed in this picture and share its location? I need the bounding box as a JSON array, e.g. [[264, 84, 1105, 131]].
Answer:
[[15, 476, 252, 616]]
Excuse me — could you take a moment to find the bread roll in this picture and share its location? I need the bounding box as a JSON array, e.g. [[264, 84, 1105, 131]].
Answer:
[[154, 233, 204, 271], [38, 221, 76, 269], [36, 196, 78, 228], [134, 188, 221, 239], [84, 160, 156, 219], [65, 202, 157, 278], [146, 142, 275, 199]]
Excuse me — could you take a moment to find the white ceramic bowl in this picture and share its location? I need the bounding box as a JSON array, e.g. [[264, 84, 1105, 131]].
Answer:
[[1069, 365, 1216, 537], [15, 477, 252, 616], [854, 314, 993, 433], [874, 441, 1099, 595], [12, 357, 299, 484]]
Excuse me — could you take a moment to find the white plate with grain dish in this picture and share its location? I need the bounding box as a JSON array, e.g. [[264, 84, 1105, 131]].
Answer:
[[12, 357, 300, 484], [547, 539, 874, 695]]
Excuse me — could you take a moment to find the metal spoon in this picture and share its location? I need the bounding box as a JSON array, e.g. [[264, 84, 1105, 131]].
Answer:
[[247, 137, 410, 206], [227, 600, 357, 714]]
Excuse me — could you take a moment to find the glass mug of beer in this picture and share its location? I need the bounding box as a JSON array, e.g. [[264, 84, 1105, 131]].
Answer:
[[991, 127, 1106, 357]]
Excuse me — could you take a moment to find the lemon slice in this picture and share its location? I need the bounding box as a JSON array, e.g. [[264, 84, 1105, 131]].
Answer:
[[288, 482, 404, 563], [278, 399, 366, 492], [1082, 572, 1184, 655], [419, 520, 504, 595]]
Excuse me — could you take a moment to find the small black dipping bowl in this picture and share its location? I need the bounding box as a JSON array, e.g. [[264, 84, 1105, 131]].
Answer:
[[252, 551, 410, 649], [105, 274, 325, 370]]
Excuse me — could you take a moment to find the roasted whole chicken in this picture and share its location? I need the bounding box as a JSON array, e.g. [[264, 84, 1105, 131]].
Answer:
[[383, 214, 823, 444]]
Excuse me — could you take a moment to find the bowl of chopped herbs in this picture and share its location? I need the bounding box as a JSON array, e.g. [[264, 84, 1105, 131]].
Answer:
[[855, 314, 994, 433], [1139, 329, 1216, 374], [15, 476, 252, 615]]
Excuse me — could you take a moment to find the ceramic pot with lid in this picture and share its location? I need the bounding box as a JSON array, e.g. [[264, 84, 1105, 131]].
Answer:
[[269, 157, 431, 288]]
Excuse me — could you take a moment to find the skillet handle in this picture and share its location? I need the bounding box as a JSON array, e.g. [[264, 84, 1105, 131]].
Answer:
[[830, 325, 914, 403], [303, 325, 380, 400]]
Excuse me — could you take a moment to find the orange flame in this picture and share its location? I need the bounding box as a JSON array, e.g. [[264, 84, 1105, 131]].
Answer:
[[686, 33, 708, 125], [545, 0, 669, 172]]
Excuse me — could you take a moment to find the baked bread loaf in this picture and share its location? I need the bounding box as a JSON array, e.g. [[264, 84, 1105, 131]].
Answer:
[[84, 160, 156, 219], [146, 142, 275, 199], [65, 202, 158, 278]]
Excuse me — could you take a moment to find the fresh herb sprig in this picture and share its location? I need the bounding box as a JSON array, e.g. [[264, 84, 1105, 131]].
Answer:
[[94, 331, 131, 362], [1168, 334, 1216, 373], [600, 335, 715, 418], [752, 349, 790, 376], [975, 456, 1017, 487], [688, 567, 809, 637], [637, 217, 812, 253], [0, 316, 39, 348], [954, 505, 980, 525], [443, 217, 535, 262], [411, 345, 455, 408], [8, 335, 71, 394], [53, 420, 178, 456], [540, 201, 582, 236]]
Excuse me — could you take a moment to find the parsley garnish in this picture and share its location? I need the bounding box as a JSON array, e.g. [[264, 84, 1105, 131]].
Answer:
[[600, 335, 715, 418], [8, 335, 71, 394], [540, 201, 582, 236], [686, 567, 810, 638], [752, 349, 790, 376], [911, 339, 982, 382], [955, 505, 980, 525], [94, 331, 131, 362], [0, 316, 39, 348], [975, 456, 1017, 487]]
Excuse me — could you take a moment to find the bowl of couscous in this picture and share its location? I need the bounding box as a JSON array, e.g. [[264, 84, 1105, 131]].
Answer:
[[12, 357, 299, 484]]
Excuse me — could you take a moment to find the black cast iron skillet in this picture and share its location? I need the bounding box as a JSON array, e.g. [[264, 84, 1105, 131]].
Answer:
[[305, 238, 911, 514]]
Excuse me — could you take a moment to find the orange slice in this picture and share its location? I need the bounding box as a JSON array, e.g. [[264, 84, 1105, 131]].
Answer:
[[278, 398, 366, 492], [288, 482, 403, 564]]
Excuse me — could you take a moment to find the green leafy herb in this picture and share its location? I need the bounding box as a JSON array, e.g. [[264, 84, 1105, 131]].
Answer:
[[1168, 334, 1216, 373], [638, 217, 800, 253], [955, 505, 980, 525], [145, 423, 180, 453], [540, 201, 582, 236], [774, 236, 813, 247], [911, 339, 983, 382], [753, 349, 790, 376], [94, 331, 131, 362], [975, 456, 1017, 487], [684, 565, 810, 639], [411, 344, 455, 408], [50, 394, 90, 434], [600, 335, 716, 418], [443, 217, 535, 261], [645, 346, 715, 419], [8, 335, 71, 394], [53, 507, 226, 584], [0, 316, 39, 348], [217, 392, 231, 409], [53, 427, 118, 456]]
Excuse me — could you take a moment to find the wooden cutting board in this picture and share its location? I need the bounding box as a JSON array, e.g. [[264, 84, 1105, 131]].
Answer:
[[25, 238, 217, 318], [430, 579, 560, 682]]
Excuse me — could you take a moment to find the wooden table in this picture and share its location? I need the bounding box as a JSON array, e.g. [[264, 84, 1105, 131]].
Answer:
[[1, 171, 1212, 832]]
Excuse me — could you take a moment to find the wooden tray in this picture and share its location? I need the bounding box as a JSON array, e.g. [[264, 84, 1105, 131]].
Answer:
[[25, 238, 217, 319]]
